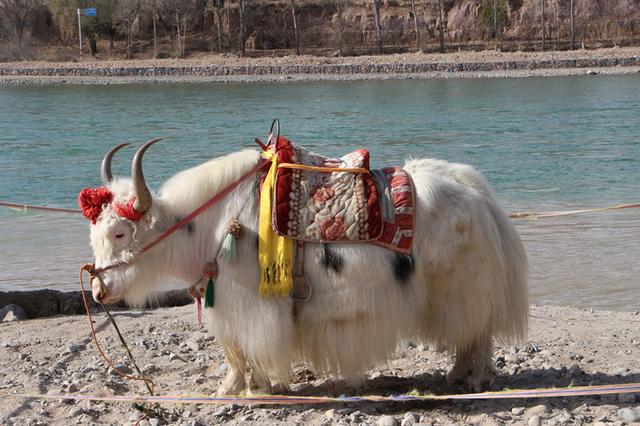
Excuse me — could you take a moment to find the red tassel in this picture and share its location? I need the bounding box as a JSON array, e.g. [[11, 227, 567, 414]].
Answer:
[[78, 187, 113, 224], [113, 197, 144, 221]]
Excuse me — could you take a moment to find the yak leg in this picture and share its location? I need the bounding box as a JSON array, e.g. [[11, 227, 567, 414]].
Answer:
[[447, 337, 493, 392], [248, 368, 272, 394], [468, 337, 494, 392], [248, 367, 291, 395], [217, 341, 247, 396]]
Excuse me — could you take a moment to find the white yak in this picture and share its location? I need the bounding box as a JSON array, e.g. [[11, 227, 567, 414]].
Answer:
[[82, 138, 528, 394]]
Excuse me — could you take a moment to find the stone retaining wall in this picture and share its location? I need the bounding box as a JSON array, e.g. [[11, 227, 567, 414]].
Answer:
[[0, 289, 193, 319], [1, 57, 639, 78]]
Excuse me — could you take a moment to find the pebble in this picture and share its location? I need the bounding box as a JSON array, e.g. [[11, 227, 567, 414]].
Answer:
[[148, 419, 159, 426], [213, 406, 229, 417], [401, 412, 419, 426], [618, 407, 640, 423], [109, 363, 133, 375], [0, 304, 28, 322], [528, 415, 542, 426], [69, 407, 83, 417], [46, 387, 62, 395], [67, 344, 84, 353], [556, 409, 573, 424], [325, 408, 336, 419], [187, 341, 201, 352], [525, 404, 549, 417], [511, 407, 525, 416], [142, 363, 157, 373], [613, 367, 631, 377], [504, 354, 519, 363], [378, 415, 398, 426], [568, 364, 582, 377], [129, 412, 143, 423]]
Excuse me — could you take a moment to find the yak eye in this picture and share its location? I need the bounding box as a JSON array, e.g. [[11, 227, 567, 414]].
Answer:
[[115, 233, 124, 239]]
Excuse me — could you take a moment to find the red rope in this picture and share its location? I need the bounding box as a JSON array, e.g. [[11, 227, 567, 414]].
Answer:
[[79, 265, 155, 393]]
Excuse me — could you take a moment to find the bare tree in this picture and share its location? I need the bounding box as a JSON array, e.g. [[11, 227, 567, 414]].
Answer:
[[555, 0, 559, 50], [373, 0, 382, 53], [151, 0, 157, 58], [154, 0, 194, 58], [238, 0, 246, 57], [540, 0, 545, 51], [437, 0, 445, 53], [410, 0, 419, 48], [493, 0, 497, 37], [290, 0, 299, 55], [206, 0, 222, 53], [570, 0, 575, 50], [0, 0, 39, 59], [116, 0, 141, 59]]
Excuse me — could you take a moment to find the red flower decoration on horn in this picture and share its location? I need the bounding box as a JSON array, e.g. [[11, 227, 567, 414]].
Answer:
[[113, 197, 145, 222], [78, 187, 113, 224]]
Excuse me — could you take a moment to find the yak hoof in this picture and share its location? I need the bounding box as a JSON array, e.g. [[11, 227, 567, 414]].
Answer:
[[217, 370, 246, 396], [446, 367, 493, 393]]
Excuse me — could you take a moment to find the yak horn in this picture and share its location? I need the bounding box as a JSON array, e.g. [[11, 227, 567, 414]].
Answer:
[[100, 143, 131, 185], [131, 138, 162, 214]]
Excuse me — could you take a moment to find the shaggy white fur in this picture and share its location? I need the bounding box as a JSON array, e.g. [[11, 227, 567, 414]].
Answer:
[[87, 148, 528, 394]]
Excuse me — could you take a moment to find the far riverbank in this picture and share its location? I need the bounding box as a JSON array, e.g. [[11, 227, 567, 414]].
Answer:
[[1, 47, 639, 84]]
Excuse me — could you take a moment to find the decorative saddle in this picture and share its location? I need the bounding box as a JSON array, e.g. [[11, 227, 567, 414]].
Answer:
[[269, 137, 415, 253]]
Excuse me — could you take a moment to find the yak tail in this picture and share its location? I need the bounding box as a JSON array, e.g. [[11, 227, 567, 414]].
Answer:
[[484, 198, 529, 342]]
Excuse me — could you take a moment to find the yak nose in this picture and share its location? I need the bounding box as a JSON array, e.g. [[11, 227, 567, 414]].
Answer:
[[91, 277, 106, 303]]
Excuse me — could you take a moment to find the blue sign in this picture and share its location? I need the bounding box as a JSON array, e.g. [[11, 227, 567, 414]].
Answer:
[[83, 8, 97, 16]]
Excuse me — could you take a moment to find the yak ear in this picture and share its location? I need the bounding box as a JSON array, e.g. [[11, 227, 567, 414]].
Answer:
[[139, 209, 154, 227]]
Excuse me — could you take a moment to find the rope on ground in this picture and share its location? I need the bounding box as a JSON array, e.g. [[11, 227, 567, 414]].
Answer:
[[2, 200, 638, 220], [5, 381, 640, 406], [509, 203, 640, 220], [0, 201, 81, 214]]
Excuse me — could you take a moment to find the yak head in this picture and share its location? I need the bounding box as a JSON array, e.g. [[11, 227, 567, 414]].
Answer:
[[79, 139, 165, 306]]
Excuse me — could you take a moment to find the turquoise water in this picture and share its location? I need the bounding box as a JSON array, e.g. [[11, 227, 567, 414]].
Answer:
[[1, 76, 638, 310]]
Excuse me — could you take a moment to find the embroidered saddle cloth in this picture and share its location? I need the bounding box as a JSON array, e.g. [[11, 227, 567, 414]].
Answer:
[[270, 137, 415, 253]]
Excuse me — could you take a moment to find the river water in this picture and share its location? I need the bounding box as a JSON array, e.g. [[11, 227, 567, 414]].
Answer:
[[0, 76, 638, 310]]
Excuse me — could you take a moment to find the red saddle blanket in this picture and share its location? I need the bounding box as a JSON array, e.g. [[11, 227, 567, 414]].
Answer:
[[271, 137, 415, 253]]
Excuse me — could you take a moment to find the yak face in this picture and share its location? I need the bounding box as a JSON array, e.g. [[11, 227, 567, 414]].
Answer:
[[81, 140, 162, 306]]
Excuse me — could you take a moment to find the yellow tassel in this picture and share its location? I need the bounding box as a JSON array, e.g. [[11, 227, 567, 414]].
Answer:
[[258, 150, 294, 297]]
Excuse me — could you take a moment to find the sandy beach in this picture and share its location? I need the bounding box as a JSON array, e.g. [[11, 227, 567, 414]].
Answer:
[[1, 47, 639, 84], [1, 303, 639, 425]]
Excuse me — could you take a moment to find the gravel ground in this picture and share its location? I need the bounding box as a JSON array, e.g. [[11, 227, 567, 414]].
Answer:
[[0, 47, 639, 84], [1, 304, 639, 425]]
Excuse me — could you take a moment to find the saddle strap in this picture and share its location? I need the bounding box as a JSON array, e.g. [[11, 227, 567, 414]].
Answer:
[[292, 241, 312, 302]]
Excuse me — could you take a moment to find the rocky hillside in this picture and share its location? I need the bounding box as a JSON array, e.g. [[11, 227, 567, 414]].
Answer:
[[1, 0, 639, 60]]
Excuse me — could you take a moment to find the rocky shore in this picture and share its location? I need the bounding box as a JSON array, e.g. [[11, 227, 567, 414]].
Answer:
[[1, 304, 639, 425], [1, 47, 639, 84]]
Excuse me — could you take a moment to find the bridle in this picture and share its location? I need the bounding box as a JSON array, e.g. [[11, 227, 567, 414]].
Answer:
[[82, 158, 271, 300]]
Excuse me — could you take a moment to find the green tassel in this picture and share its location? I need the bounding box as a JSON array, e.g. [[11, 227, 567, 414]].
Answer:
[[205, 278, 215, 308], [221, 232, 236, 262]]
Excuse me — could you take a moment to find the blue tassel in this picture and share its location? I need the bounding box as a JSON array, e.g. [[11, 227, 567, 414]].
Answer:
[[221, 232, 236, 262]]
